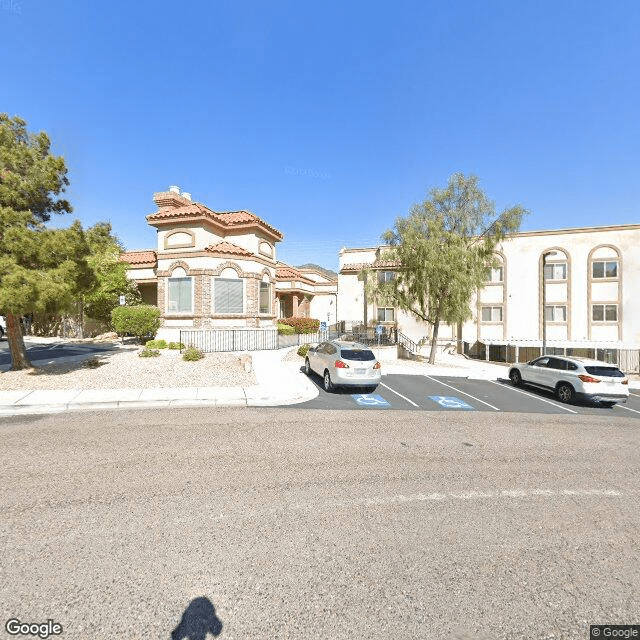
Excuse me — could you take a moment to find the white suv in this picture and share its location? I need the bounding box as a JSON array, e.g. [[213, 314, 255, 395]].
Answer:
[[508, 356, 629, 406]]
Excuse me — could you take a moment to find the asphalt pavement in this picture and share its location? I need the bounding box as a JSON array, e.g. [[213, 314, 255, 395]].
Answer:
[[2, 406, 639, 639], [1, 338, 639, 419]]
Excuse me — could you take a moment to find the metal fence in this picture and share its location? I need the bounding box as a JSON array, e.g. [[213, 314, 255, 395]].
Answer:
[[462, 340, 640, 374], [179, 328, 341, 353]]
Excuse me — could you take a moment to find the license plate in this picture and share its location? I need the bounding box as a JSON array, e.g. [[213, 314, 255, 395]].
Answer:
[[355, 368, 365, 374]]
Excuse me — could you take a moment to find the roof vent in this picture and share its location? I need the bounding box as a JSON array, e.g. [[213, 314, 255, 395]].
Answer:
[[169, 185, 180, 194], [181, 192, 192, 201]]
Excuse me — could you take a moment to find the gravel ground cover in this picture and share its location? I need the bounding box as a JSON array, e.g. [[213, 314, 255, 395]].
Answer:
[[0, 346, 257, 390]]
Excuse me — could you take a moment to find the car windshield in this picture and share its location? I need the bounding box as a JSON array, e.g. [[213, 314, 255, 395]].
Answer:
[[340, 349, 376, 361], [584, 366, 625, 378]]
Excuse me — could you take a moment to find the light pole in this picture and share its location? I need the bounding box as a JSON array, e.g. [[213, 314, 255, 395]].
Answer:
[[541, 250, 557, 356]]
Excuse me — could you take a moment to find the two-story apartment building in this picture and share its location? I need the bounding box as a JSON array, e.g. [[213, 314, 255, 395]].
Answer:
[[122, 187, 337, 340]]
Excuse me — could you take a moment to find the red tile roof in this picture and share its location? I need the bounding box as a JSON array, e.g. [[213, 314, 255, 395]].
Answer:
[[120, 250, 157, 266], [205, 242, 254, 257], [146, 202, 283, 241], [340, 260, 399, 272], [276, 265, 316, 285]]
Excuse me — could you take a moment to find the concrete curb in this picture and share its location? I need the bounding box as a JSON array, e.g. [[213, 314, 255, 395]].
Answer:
[[0, 345, 636, 416]]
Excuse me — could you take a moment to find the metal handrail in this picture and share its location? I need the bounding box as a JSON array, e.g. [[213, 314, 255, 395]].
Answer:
[[397, 331, 419, 353]]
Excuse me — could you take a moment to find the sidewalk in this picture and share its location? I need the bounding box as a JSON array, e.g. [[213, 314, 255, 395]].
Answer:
[[1, 344, 637, 416]]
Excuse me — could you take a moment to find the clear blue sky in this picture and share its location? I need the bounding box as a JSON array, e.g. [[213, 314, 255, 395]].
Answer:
[[2, 0, 639, 271]]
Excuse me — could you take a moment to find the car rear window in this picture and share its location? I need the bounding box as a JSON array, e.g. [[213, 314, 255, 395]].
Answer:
[[340, 349, 376, 361], [584, 366, 625, 378]]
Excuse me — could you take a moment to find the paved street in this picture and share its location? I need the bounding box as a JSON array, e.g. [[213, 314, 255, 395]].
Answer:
[[296, 370, 640, 419], [1, 407, 639, 640], [0, 339, 116, 368]]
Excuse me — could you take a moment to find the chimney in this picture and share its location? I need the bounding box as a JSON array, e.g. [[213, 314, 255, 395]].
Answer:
[[153, 185, 191, 209]]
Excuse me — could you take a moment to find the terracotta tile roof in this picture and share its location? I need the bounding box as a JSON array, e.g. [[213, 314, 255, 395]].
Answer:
[[146, 203, 283, 240], [120, 250, 157, 266], [340, 260, 400, 273], [276, 265, 316, 285], [205, 242, 254, 257]]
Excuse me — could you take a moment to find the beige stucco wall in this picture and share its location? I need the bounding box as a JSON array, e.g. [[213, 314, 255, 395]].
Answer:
[[339, 224, 640, 347]]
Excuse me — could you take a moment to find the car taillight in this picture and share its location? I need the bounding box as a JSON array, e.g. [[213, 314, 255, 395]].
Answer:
[[373, 361, 381, 370], [578, 374, 601, 383], [334, 360, 349, 368], [622, 379, 628, 385]]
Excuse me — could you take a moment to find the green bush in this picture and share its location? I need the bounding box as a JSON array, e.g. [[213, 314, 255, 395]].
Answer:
[[279, 317, 321, 334], [182, 346, 205, 361], [111, 305, 161, 343], [297, 344, 311, 357], [277, 323, 295, 335], [145, 339, 168, 349], [139, 348, 160, 358], [168, 341, 185, 350]]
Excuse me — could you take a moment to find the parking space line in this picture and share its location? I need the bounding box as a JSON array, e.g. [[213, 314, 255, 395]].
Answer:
[[487, 380, 577, 414], [616, 405, 640, 415], [422, 375, 500, 411], [629, 392, 640, 398], [379, 382, 419, 407]]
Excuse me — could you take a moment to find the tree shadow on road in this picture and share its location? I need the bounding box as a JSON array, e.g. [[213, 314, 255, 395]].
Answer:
[[171, 596, 223, 640]]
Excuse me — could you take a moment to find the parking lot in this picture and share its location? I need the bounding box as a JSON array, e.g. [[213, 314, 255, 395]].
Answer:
[[295, 371, 640, 418]]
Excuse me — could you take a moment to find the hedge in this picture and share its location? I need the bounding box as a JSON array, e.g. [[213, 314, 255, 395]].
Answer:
[[279, 317, 321, 334], [111, 305, 161, 342]]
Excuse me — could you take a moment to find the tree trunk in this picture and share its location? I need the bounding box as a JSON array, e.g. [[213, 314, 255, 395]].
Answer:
[[428, 316, 440, 364], [6, 312, 32, 370]]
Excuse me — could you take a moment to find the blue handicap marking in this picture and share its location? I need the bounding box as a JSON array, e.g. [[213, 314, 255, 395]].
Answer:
[[428, 395, 474, 410], [352, 394, 390, 408]]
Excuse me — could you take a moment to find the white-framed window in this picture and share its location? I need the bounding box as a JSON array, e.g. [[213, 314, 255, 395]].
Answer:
[[377, 271, 395, 284], [592, 260, 618, 279], [259, 282, 271, 314], [487, 266, 503, 283], [167, 277, 193, 313], [377, 307, 394, 322], [544, 263, 567, 280], [214, 278, 244, 314], [481, 306, 503, 322], [592, 304, 618, 322], [544, 305, 567, 322]]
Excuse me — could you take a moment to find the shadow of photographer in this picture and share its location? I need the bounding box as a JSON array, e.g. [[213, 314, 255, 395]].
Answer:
[[171, 596, 223, 640]]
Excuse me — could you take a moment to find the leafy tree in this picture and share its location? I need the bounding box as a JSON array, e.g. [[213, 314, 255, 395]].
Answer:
[[366, 173, 527, 364], [0, 114, 96, 369], [83, 222, 141, 325]]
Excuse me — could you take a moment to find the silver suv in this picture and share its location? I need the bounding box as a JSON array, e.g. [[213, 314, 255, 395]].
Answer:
[[305, 340, 382, 392], [509, 356, 629, 405]]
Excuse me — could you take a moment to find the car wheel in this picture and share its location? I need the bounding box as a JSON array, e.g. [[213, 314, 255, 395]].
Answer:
[[509, 369, 522, 387], [556, 382, 575, 404], [323, 370, 334, 393], [304, 358, 311, 376]]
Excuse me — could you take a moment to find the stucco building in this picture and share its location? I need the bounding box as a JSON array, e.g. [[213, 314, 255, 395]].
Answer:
[[122, 187, 337, 340], [338, 224, 640, 351]]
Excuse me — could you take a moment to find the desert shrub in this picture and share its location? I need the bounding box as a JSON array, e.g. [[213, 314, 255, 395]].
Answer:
[[145, 339, 168, 349], [277, 323, 295, 335], [168, 342, 185, 350], [297, 344, 311, 357], [139, 348, 160, 358], [111, 305, 161, 343], [279, 317, 321, 334], [182, 346, 204, 361], [82, 357, 102, 368]]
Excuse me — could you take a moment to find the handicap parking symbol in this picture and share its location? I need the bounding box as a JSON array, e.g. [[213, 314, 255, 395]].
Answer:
[[352, 394, 390, 408], [428, 395, 474, 410]]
